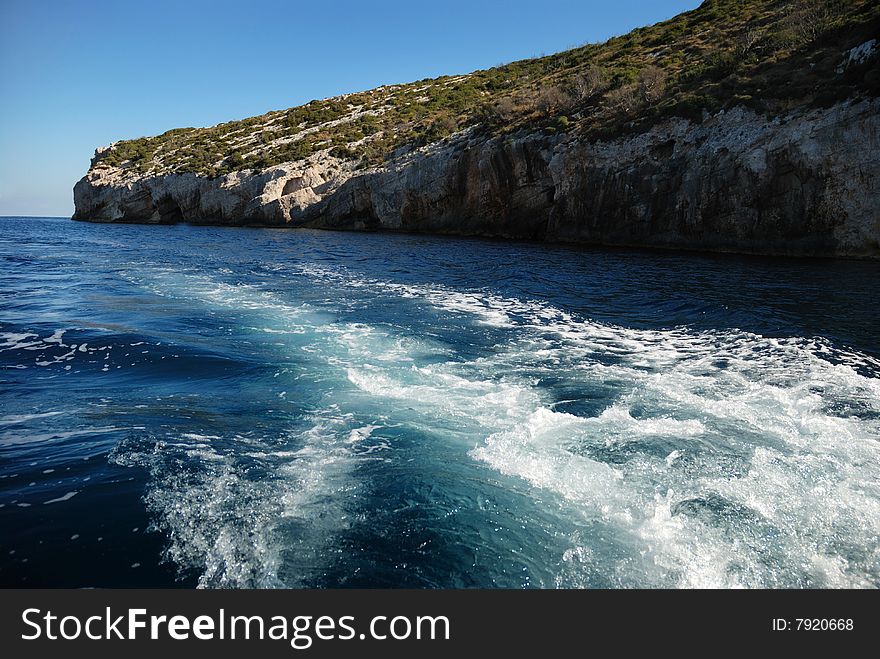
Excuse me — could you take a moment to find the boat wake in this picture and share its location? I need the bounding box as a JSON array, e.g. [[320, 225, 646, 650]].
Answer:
[[112, 263, 880, 588]]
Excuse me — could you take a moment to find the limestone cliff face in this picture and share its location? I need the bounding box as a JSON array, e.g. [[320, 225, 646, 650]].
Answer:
[[547, 98, 880, 256], [73, 97, 880, 257]]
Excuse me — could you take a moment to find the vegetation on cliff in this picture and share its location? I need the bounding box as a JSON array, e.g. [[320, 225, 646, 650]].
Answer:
[[94, 0, 879, 177]]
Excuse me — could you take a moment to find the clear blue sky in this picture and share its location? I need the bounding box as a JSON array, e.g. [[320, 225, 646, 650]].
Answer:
[[0, 0, 701, 217]]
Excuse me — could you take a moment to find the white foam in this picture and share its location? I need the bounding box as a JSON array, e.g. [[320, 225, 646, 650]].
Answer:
[[347, 425, 381, 443], [113, 408, 376, 588], [473, 407, 626, 509], [44, 329, 66, 345], [43, 491, 78, 504], [0, 332, 38, 349], [0, 426, 123, 446], [0, 411, 64, 426]]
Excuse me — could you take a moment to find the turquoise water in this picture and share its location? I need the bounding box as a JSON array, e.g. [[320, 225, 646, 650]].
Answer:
[[1, 216, 879, 588]]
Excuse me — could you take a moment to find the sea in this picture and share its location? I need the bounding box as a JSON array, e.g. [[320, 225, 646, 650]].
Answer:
[[1, 215, 878, 588]]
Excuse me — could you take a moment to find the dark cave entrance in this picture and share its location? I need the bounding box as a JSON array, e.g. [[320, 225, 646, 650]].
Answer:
[[156, 196, 184, 224]]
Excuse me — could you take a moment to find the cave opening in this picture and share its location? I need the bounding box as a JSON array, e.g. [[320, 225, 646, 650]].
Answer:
[[156, 196, 184, 224]]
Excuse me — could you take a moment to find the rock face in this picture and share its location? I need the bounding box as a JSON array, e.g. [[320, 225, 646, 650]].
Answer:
[[74, 97, 880, 257]]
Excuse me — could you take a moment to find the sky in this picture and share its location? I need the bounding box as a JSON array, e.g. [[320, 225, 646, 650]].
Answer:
[[0, 0, 701, 217]]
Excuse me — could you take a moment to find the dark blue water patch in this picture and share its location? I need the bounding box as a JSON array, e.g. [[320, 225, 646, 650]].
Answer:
[[0, 425, 188, 587], [1, 216, 879, 589], [314, 464, 580, 589]]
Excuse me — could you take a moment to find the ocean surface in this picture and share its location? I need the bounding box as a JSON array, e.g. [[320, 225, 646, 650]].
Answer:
[[1, 216, 879, 588]]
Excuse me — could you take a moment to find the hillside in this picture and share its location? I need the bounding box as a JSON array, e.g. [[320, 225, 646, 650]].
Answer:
[[91, 0, 879, 177], [74, 0, 880, 257]]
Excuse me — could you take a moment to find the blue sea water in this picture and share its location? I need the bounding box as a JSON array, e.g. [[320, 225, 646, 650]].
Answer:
[[1, 215, 879, 588]]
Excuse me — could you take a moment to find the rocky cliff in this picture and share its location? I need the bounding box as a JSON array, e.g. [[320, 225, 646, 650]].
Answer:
[[72, 1, 880, 257], [73, 96, 879, 257]]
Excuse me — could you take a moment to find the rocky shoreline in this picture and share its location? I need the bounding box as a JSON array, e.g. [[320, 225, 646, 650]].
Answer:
[[73, 97, 880, 258]]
